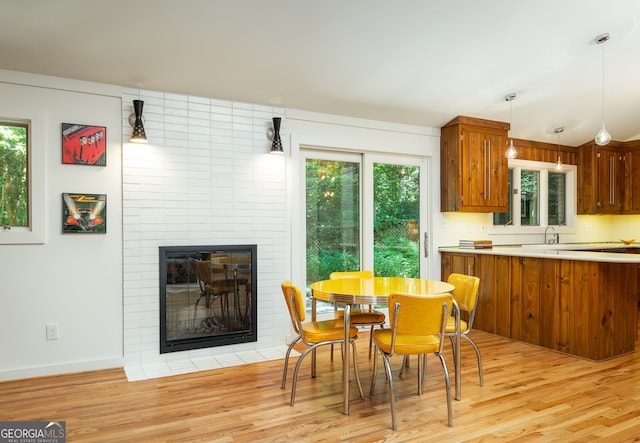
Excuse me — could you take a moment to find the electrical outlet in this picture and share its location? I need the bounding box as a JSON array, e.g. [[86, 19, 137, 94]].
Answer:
[[46, 323, 59, 340]]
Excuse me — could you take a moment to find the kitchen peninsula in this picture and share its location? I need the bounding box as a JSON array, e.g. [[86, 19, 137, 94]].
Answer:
[[439, 243, 640, 361]]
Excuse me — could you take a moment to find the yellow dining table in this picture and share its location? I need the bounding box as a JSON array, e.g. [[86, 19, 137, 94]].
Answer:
[[310, 276, 457, 415]]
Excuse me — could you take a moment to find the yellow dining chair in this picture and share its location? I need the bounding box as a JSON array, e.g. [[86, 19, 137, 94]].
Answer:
[[280, 281, 364, 406], [444, 273, 483, 387], [329, 270, 386, 359], [370, 292, 453, 430]]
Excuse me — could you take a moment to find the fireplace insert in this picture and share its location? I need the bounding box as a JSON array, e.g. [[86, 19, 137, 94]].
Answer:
[[159, 244, 257, 353]]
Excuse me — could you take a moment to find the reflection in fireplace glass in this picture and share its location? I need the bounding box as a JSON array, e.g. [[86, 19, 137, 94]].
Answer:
[[160, 245, 257, 353]]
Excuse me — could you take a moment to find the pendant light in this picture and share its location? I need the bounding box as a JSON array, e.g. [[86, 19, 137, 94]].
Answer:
[[594, 33, 611, 146], [554, 127, 564, 171], [504, 93, 517, 159]]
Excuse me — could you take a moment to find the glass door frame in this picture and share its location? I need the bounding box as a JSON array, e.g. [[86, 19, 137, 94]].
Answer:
[[300, 149, 364, 286], [295, 148, 432, 289], [363, 154, 430, 279]]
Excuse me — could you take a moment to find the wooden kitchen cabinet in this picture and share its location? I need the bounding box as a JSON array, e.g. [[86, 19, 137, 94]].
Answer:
[[440, 250, 637, 360], [440, 251, 476, 277], [440, 116, 510, 212], [578, 141, 625, 214], [567, 260, 637, 360], [597, 147, 624, 213], [623, 146, 640, 213], [474, 254, 511, 337], [509, 257, 563, 350], [440, 252, 510, 338]]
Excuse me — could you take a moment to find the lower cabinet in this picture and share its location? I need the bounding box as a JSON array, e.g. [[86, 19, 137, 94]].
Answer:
[[475, 254, 511, 338], [440, 252, 638, 360], [509, 257, 559, 348], [441, 253, 510, 338]]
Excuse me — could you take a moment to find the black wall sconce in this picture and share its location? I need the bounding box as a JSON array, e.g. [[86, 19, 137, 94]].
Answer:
[[268, 117, 283, 154], [129, 99, 148, 143]]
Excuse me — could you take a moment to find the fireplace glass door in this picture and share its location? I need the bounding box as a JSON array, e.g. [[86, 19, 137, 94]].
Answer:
[[160, 245, 257, 353]]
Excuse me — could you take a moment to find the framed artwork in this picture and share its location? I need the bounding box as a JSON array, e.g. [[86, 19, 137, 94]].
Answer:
[[62, 193, 107, 234], [61, 123, 107, 166]]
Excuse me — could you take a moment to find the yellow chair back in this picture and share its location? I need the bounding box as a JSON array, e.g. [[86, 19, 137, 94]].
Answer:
[[389, 292, 452, 337], [447, 273, 480, 312], [281, 281, 306, 333], [329, 270, 373, 279]]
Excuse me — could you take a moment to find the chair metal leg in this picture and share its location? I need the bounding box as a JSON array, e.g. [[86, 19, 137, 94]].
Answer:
[[418, 354, 427, 395], [368, 325, 375, 359], [462, 334, 484, 386], [369, 346, 379, 397], [289, 340, 362, 407], [448, 335, 457, 362], [399, 354, 410, 377], [290, 344, 319, 406], [381, 353, 397, 431], [281, 336, 301, 389], [335, 323, 378, 360], [350, 339, 364, 399], [437, 352, 453, 428]]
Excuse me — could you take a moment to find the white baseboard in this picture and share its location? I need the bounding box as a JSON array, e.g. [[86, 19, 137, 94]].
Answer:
[[0, 357, 124, 382]]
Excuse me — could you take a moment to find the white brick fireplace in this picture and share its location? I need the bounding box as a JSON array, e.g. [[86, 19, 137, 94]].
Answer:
[[121, 90, 291, 380]]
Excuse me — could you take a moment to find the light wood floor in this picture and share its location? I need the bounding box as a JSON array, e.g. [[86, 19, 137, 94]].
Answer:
[[2, 325, 640, 442]]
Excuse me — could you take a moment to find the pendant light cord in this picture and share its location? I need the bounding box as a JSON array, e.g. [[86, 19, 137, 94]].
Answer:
[[601, 39, 606, 124]]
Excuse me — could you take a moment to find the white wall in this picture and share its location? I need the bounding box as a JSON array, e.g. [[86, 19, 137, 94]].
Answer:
[[121, 90, 292, 375], [0, 71, 123, 380]]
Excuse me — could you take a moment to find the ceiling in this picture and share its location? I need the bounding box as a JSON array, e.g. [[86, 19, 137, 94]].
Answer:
[[1, 0, 639, 147]]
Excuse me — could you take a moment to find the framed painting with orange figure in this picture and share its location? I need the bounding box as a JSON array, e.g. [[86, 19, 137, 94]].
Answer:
[[62, 193, 107, 234], [61, 123, 107, 166]]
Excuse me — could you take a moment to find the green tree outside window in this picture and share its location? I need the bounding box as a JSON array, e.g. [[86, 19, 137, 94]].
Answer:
[[0, 122, 28, 227]]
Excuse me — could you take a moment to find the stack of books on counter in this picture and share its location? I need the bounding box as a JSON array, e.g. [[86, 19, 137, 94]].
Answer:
[[459, 239, 493, 249]]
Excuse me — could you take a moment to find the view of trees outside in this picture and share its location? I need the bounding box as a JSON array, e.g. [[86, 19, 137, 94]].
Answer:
[[306, 159, 360, 286], [305, 158, 420, 287], [373, 163, 420, 278], [548, 172, 566, 225], [0, 123, 28, 227], [520, 170, 539, 225]]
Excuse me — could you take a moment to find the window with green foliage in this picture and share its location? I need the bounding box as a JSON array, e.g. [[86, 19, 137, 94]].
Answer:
[[493, 159, 575, 229], [0, 121, 29, 228]]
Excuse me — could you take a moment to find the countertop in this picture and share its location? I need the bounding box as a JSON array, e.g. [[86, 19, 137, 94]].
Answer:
[[438, 242, 640, 263]]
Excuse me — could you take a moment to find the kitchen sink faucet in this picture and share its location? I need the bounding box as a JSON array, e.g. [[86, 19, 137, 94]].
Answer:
[[544, 225, 560, 244]]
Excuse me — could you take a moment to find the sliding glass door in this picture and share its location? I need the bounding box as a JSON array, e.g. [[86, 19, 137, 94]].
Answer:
[[305, 154, 361, 285], [303, 150, 429, 287], [366, 155, 423, 278]]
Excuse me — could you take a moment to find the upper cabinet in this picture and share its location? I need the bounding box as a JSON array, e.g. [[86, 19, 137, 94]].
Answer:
[[623, 146, 640, 213], [578, 140, 640, 214], [440, 116, 510, 212]]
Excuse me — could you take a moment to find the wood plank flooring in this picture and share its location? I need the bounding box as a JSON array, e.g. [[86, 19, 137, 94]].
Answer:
[[2, 325, 640, 442]]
